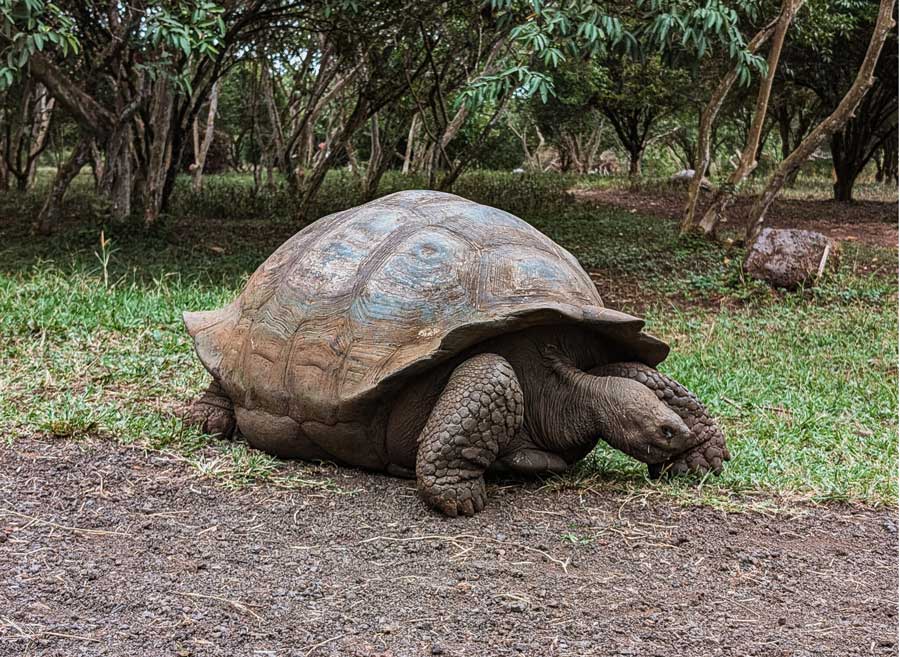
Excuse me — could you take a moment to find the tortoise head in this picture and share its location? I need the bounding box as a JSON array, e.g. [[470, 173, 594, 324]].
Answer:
[[594, 377, 696, 464]]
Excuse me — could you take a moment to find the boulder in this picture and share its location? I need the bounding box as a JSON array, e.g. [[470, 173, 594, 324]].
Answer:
[[743, 228, 838, 289], [670, 169, 713, 191]]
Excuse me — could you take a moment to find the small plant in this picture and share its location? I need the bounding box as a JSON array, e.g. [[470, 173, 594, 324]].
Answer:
[[94, 230, 117, 289], [561, 532, 594, 546]]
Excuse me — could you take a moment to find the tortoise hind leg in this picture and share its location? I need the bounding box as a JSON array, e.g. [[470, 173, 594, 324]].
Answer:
[[184, 380, 237, 439], [416, 354, 524, 517]]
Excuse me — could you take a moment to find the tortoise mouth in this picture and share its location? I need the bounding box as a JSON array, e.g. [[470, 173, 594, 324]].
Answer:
[[647, 440, 732, 479]]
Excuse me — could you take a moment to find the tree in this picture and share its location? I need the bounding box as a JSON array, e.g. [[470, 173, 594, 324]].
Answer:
[[680, 17, 779, 233], [599, 55, 691, 176], [694, 0, 805, 236], [778, 0, 898, 200], [525, 59, 608, 174], [745, 0, 896, 240], [1, 78, 54, 191], [770, 84, 822, 186], [191, 81, 220, 191], [828, 33, 897, 200]]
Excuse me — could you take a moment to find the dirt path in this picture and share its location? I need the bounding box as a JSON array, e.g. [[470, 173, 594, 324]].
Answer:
[[1, 437, 896, 657], [574, 188, 898, 249]]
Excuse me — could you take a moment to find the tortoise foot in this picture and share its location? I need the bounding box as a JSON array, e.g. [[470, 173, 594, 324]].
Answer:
[[420, 476, 487, 518], [184, 381, 236, 439], [651, 439, 731, 479]]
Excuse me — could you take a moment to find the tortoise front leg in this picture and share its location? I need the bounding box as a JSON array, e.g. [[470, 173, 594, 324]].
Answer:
[[590, 362, 730, 477], [416, 354, 524, 517]]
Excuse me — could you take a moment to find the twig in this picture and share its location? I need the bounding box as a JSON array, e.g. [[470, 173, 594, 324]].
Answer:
[[41, 631, 101, 642], [174, 591, 263, 624], [303, 633, 345, 656], [0, 617, 100, 642], [0, 509, 130, 537], [1, 616, 30, 640], [816, 242, 832, 280], [359, 533, 571, 573]]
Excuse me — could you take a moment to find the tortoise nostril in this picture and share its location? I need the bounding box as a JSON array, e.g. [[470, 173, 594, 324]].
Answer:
[[661, 423, 684, 440]]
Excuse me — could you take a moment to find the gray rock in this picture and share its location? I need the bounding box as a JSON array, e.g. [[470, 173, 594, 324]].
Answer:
[[670, 169, 713, 191], [743, 228, 837, 290]]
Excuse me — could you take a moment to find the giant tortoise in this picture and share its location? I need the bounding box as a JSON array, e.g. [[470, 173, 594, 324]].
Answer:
[[184, 190, 729, 516]]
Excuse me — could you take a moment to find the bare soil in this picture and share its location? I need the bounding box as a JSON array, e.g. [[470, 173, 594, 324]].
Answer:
[[1, 436, 897, 656], [574, 188, 898, 249]]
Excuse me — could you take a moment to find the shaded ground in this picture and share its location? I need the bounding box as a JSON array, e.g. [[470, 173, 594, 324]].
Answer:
[[2, 437, 896, 656], [574, 188, 898, 249]]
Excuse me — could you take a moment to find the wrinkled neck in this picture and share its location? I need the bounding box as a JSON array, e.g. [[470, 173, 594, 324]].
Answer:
[[529, 356, 620, 460]]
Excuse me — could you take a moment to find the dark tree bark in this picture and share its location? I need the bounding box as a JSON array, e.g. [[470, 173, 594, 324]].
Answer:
[[602, 108, 654, 178], [882, 133, 899, 182], [34, 138, 91, 235], [828, 69, 897, 201]]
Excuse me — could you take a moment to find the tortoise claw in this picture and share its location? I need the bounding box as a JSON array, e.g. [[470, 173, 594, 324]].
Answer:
[[666, 444, 729, 478]]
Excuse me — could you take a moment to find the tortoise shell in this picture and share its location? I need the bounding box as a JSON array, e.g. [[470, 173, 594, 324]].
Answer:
[[184, 190, 668, 426]]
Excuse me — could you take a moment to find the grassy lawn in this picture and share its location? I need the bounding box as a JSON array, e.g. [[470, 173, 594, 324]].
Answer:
[[1, 172, 896, 506]]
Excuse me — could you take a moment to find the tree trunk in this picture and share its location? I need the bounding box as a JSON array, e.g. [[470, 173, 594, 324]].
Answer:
[[34, 138, 91, 235], [696, 0, 803, 236], [874, 148, 885, 183], [143, 78, 174, 226], [402, 114, 419, 174], [680, 19, 778, 233], [628, 148, 643, 176], [745, 0, 896, 241], [883, 133, 899, 182], [27, 54, 115, 139], [4, 80, 56, 192], [778, 110, 803, 187], [0, 149, 7, 191], [295, 97, 370, 220], [88, 139, 105, 191], [832, 168, 857, 201], [25, 85, 55, 190], [829, 130, 859, 201], [105, 125, 133, 221], [363, 113, 383, 200], [191, 82, 220, 192]]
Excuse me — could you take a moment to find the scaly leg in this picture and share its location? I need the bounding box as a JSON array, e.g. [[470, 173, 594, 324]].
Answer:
[[416, 354, 524, 517]]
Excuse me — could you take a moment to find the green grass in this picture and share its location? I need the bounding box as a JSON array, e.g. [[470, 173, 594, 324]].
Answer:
[[0, 171, 896, 505], [571, 169, 899, 204], [578, 301, 898, 504]]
